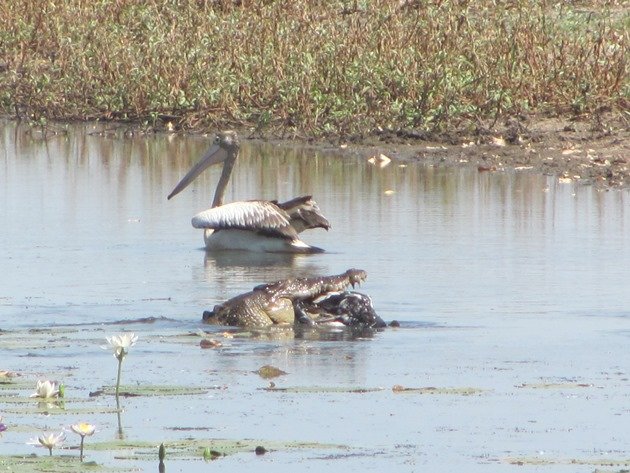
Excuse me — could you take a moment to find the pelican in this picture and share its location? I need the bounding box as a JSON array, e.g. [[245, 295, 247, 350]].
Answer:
[[168, 131, 330, 253]]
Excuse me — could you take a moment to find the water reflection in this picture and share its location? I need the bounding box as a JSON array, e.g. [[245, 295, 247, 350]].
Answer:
[[204, 250, 303, 270], [208, 324, 384, 342], [201, 251, 327, 297]]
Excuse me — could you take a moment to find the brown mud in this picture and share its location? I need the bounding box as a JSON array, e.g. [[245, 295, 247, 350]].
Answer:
[[322, 113, 629, 190]]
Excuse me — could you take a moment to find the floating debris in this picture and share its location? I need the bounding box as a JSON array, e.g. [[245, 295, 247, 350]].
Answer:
[[367, 153, 392, 168], [256, 365, 287, 379], [200, 338, 222, 349]]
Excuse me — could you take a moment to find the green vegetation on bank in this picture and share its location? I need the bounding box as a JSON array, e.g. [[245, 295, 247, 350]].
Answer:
[[0, 1, 627, 136]]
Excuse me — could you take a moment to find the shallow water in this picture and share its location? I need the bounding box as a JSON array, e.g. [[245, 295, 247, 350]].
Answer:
[[1, 121, 628, 472]]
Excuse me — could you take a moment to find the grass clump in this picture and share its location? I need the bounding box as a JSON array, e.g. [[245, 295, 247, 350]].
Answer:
[[0, 0, 627, 136]]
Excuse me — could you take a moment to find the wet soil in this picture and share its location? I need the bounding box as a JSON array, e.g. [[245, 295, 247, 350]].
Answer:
[[327, 113, 630, 190]]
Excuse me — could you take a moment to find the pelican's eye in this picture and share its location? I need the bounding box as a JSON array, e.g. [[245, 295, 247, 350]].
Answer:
[[214, 135, 220, 144]]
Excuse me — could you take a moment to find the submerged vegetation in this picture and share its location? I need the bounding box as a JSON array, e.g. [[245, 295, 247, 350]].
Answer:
[[0, 0, 627, 136]]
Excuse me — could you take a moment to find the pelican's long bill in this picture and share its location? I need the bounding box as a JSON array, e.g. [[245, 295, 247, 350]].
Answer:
[[167, 144, 228, 200]]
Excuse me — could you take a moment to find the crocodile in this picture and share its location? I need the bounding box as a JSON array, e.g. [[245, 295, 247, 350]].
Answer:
[[202, 269, 384, 328]]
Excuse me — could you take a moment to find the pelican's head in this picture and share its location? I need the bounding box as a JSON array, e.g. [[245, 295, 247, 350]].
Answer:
[[167, 130, 240, 200], [215, 130, 240, 152]]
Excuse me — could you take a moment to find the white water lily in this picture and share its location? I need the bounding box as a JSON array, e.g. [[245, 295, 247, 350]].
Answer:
[[29, 432, 65, 456], [103, 333, 138, 399], [70, 422, 96, 461], [29, 380, 59, 399], [103, 333, 138, 360], [70, 422, 96, 437]]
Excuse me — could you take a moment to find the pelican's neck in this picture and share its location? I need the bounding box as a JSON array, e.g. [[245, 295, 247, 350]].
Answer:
[[211, 149, 237, 208]]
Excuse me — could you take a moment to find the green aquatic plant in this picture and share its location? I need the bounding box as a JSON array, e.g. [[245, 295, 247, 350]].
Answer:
[[159, 443, 166, 472], [29, 432, 65, 456], [70, 422, 96, 462], [202, 447, 223, 461], [102, 333, 138, 399], [159, 443, 165, 461]]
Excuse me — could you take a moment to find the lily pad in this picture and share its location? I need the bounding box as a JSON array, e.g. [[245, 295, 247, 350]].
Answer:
[[96, 385, 209, 397], [0, 395, 91, 404], [0, 378, 44, 391], [515, 382, 595, 389], [391, 385, 485, 395], [0, 455, 104, 473], [3, 404, 118, 415], [262, 385, 385, 394], [86, 437, 345, 459], [503, 456, 630, 467]]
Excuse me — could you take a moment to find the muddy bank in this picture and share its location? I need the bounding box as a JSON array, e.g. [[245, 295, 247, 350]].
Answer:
[[328, 114, 629, 190], [12, 112, 630, 190]]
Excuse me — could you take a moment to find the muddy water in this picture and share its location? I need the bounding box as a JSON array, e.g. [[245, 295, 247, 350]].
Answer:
[[1, 121, 628, 472]]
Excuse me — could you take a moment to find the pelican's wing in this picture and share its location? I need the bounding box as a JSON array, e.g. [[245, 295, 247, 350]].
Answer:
[[191, 201, 299, 240]]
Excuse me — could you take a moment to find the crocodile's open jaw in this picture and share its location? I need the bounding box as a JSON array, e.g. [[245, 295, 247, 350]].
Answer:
[[346, 269, 367, 288]]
